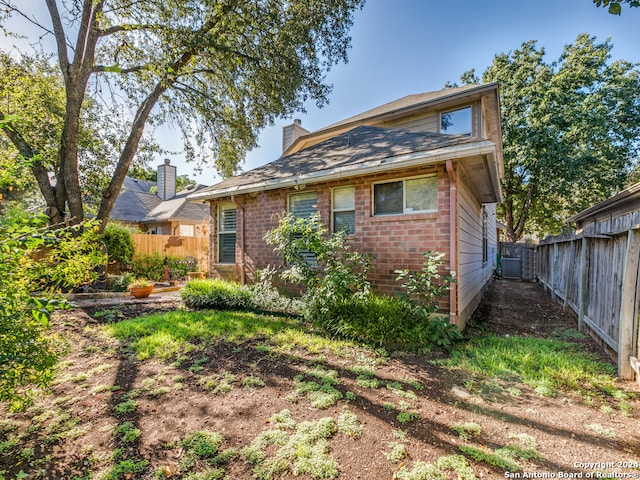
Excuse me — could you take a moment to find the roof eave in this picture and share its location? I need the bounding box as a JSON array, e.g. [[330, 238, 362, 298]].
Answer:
[[189, 140, 497, 202]]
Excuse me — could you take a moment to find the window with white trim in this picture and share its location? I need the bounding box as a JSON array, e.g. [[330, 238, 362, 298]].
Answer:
[[218, 204, 236, 263], [440, 106, 472, 136], [373, 176, 437, 216], [179, 224, 195, 237], [332, 186, 355, 234], [289, 191, 318, 266]]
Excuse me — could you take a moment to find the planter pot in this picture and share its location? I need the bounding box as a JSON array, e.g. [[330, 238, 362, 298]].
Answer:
[[130, 285, 153, 298], [188, 272, 205, 280]]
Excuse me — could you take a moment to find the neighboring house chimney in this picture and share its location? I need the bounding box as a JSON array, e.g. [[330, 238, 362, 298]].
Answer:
[[282, 119, 310, 154], [157, 158, 177, 200]]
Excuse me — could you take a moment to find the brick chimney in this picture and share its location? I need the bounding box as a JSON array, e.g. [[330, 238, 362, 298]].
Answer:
[[157, 158, 177, 200], [282, 119, 310, 154]]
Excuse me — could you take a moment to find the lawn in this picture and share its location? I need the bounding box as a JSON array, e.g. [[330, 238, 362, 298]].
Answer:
[[0, 281, 638, 480]]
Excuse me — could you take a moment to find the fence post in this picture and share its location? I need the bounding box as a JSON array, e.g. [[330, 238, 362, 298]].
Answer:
[[618, 228, 640, 380], [577, 237, 589, 332]]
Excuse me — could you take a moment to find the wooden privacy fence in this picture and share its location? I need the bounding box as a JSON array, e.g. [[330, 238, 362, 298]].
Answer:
[[131, 234, 209, 272], [538, 225, 640, 380]]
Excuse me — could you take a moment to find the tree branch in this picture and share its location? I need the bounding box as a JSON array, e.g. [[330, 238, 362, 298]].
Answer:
[[44, 0, 70, 80]]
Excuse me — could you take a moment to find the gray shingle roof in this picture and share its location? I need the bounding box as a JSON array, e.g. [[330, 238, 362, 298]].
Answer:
[[111, 177, 208, 224], [191, 125, 484, 200]]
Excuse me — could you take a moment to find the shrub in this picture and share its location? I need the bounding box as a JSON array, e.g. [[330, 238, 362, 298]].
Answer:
[[181, 279, 253, 310], [102, 223, 134, 269], [311, 294, 459, 350], [0, 213, 104, 405], [132, 253, 165, 281]]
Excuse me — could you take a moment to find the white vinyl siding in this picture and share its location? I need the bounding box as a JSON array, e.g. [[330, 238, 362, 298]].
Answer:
[[332, 186, 355, 234], [373, 175, 437, 216], [457, 177, 497, 322], [218, 204, 236, 263]]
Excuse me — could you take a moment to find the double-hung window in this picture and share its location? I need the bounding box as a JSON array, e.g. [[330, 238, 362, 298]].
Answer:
[[289, 191, 318, 220], [373, 176, 437, 216], [440, 106, 472, 136], [332, 186, 355, 234], [289, 191, 318, 266], [218, 204, 236, 263]]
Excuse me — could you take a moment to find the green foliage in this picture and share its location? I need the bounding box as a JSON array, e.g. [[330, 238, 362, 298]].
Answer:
[[457, 35, 640, 240], [181, 279, 253, 310], [181, 276, 303, 315], [594, 0, 640, 15], [133, 253, 194, 281], [395, 251, 454, 315], [102, 224, 134, 268], [451, 422, 482, 441], [311, 294, 461, 350], [0, 212, 105, 405], [264, 213, 371, 300], [1, 0, 364, 226], [444, 334, 625, 406], [394, 455, 477, 480], [242, 410, 339, 480]]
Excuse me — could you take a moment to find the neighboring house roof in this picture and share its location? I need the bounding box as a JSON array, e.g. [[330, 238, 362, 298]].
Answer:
[[143, 184, 209, 223], [568, 182, 640, 226], [111, 177, 208, 224], [190, 125, 501, 204]]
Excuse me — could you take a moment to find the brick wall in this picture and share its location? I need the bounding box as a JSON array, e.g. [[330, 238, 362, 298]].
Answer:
[[209, 165, 452, 312]]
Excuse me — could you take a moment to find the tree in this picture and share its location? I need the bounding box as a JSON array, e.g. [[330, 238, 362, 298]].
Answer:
[[457, 34, 640, 241], [593, 0, 640, 15], [0, 50, 163, 216], [0, 0, 365, 231]]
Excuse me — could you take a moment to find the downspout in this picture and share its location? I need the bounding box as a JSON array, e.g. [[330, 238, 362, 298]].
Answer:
[[231, 195, 246, 285], [446, 159, 458, 325]]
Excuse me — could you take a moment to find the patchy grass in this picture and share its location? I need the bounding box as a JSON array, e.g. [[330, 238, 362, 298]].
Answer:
[[443, 334, 624, 405]]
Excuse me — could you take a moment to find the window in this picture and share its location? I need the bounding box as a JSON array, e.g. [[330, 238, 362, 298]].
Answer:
[[289, 191, 318, 266], [289, 191, 317, 219], [440, 106, 472, 136], [482, 207, 489, 265], [332, 186, 355, 234], [373, 176, 437, 216], [218, 204, 236, 263], [179, 224, 195, 237]]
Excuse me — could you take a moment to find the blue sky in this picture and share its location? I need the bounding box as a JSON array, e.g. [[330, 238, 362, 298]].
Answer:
[[2, 1, 640, 185]]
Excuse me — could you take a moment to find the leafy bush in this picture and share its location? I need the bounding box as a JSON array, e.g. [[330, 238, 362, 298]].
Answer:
[[181, 279, 253, 310], [264, 216, 460, 350], [102, 223, 134, 269], [132, 253, 195, 281], [181, 274, 303, 315], [0, 212, 106, 405], [263, 213, 371, 300], [311, 294, 460, 350], [132, 253, 165, 281], [395, 251, 454, 315]]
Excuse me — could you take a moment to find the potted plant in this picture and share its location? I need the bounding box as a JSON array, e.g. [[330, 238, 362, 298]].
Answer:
[[129, 278, 154, 298]]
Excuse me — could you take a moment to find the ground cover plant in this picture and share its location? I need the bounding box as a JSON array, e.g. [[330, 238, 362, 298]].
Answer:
[[0, 281, 638, 479]]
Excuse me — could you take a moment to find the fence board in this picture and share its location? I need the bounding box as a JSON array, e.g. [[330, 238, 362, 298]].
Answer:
[[539, 227, 640, 378], [131, 234, 209, 272]]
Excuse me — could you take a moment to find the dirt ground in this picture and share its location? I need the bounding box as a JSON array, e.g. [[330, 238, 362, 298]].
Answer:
[[1, 279, 639, 479]]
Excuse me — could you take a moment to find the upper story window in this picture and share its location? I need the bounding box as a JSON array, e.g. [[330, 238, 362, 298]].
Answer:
[[289, 191, 317, 219], [332, 186, 355, 234], [373, 176, 437, 216], [440, 106, 472, 136], [218, 204, 236, 263]]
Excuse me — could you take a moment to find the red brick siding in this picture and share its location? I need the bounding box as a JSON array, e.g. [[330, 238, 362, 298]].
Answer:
[[209, 165, 452, 312]]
